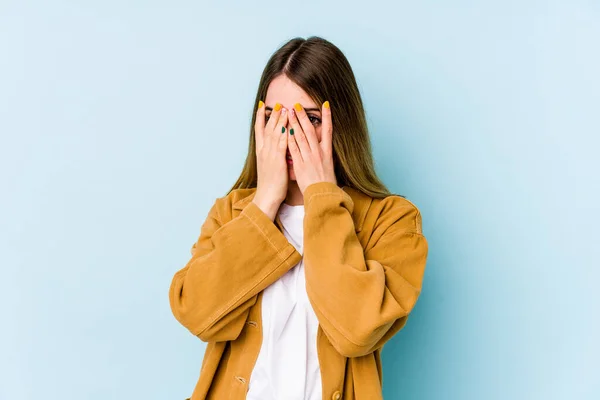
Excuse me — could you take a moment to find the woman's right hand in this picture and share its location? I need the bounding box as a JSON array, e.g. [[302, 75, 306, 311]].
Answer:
[[252, 101, 289, 221]]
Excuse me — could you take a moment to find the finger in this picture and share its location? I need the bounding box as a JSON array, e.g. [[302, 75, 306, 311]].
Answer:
[[254, 100, 265, 150], [293, 103, 319, 151], [265, 102, 283, 137], [320, 100, 333, 157], [289, 106, 312, 158], [288, 106, 303, 135], [277, 116, 288, 153], [288, 107, 307, 158], [273, 107, 289, 146], [287, 122, 303, 163]]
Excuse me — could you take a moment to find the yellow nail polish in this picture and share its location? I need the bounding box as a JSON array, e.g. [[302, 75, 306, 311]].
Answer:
[[258, 100, 264, 109], [274, 103, 282, 111], [323, 101, 330, 109], [294, 103, 303, 111]]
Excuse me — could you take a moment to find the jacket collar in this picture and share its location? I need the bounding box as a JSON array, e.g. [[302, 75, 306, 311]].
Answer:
[[232, 185, 372, 232]]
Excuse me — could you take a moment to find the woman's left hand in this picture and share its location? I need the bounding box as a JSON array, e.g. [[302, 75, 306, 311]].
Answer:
[[288, 101, 337, 194]]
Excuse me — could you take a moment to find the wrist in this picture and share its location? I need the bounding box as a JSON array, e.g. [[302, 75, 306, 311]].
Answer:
[[252, 197, 281, 221]]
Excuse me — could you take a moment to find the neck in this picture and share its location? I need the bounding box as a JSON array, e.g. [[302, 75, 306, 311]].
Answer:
[[284, 181, 304, 206]]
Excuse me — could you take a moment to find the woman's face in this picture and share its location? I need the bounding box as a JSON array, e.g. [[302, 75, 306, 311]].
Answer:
[[264, 74, 323, 182]]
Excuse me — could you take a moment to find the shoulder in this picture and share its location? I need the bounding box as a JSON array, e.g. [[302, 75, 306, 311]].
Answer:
[[366, 193, 423, 235], [217, 187, 256, 207], [209, 187, 257, 222]]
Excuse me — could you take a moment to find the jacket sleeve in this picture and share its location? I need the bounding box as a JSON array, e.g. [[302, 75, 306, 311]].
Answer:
[[302, 182, 429, 358], [169, 198, 299, 342]]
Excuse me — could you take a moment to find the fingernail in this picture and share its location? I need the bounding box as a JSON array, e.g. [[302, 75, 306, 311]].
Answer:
[[323, 100, 330, 109], [281, 107, 287, 114], [274, 103, 282, 111], [258, 100, 264, 109], [290, 128, 294, 135], [294, 103, 303, 111], [281, 126, 286, 133]]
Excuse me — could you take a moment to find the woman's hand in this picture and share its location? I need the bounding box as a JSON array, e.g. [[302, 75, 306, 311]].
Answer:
[[252, 101, 289, 221], [288, 101, 337, 194]]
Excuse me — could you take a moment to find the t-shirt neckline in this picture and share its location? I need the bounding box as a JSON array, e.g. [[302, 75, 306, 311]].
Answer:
[[279, 202, 305, 217]]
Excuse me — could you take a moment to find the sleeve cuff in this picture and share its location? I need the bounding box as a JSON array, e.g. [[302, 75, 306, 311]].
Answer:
[[240, 200, 295, 257], [303, 182, 354, 210]]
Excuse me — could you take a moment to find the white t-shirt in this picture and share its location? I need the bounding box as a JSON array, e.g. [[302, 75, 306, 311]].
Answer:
[[246, 202, 322, 400]]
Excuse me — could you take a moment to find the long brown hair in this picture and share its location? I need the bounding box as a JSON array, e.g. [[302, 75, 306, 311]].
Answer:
[[228, 36, 397, 199]]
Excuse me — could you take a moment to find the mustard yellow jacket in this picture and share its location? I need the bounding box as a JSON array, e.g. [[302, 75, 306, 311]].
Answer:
[[169, 181, 429, 400]]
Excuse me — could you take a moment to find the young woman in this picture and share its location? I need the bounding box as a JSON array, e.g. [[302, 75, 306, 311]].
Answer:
[[169, 36, 429, 400]]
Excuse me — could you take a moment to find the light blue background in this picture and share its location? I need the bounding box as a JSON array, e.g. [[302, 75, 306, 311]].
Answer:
[[1, 1, 598, 399]]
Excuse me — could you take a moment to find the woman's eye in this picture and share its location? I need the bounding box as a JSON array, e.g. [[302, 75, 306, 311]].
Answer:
[[308, 115, 322, 125]]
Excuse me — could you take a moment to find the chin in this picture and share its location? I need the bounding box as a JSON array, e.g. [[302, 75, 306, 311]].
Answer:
[[287, 167, 297, 181]]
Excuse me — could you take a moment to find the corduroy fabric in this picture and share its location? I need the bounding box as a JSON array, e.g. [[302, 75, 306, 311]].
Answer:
[[169, 181, 429, 400]]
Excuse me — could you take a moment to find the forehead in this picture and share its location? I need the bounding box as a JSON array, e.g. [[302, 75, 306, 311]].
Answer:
[[264, 75, 317, 108]]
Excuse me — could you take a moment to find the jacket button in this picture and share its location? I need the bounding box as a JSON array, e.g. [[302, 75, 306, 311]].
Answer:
[[332, 390, 341, 400]]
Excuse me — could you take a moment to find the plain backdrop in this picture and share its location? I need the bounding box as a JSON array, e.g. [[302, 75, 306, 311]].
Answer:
[[1, 1, 598, 399]]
